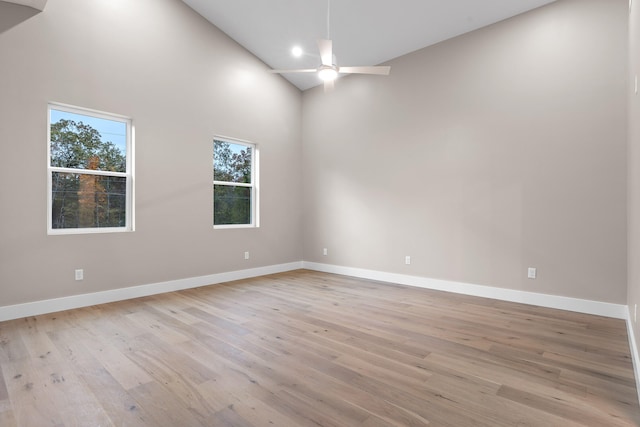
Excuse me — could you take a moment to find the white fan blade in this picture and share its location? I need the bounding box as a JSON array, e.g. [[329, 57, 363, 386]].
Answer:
[[338, 66, 391, 75], [324, 79, 334, 92], [270, 68, 317, 74], [318, 39, 333, 66]]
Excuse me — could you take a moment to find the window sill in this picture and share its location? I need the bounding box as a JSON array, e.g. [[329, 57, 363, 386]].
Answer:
[[213, 224, 258, 230], [48, 227, 133, 236]]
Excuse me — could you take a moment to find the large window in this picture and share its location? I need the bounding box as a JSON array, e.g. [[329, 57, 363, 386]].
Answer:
[[48, 103, 133, 234], [213, 137, 258, 228]]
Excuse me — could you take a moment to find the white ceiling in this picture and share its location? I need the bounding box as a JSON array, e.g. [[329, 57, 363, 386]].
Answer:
[[182, 0, 557, 91]]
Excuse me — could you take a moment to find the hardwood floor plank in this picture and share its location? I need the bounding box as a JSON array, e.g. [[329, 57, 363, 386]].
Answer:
[[206, 404, 256, 427], [560, 368, 639, 405], [197, 382, 301, 426], [497, 384, 633, 426], [125, 310, 192, 344], [0, 363, 9, 404], [543, 350, 636, 383], [82, 333, 154, 391], [284, 358, 433, 426], [141, 294, 206, 326], [2, 358, 114, 426], [0, 405, 17, 427], [0, 320, 30, 364], [128, 381, 207, 427], [422, 372, 585, 427], [47, 327, 158, 427]]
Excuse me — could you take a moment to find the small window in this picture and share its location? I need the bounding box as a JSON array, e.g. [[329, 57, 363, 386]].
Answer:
[[48, 104, 133, 234], [213, 137, 258, 228]]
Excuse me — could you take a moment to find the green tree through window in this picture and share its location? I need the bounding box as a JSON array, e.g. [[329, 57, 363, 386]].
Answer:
[[50, 119, 126, 172]]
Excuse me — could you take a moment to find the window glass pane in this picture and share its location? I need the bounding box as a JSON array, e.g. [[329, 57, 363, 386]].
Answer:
[[213, 140, 252, 183], [214, 185, 251, 225], [51, 172, 127, 229], [50, 109, 127, 173]]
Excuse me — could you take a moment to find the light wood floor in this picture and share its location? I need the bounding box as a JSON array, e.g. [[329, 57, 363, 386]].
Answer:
[[0, 270, 639, 426]]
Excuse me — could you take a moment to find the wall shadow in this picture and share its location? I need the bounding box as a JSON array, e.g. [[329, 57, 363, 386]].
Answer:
[[0, 2, 39, 34]]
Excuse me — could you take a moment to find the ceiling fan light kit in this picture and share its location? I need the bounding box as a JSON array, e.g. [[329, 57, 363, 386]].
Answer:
[[270, 0, 390, 91], [318, 65, 338, 82]]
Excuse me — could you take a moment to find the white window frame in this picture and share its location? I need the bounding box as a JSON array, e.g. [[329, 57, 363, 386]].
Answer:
[[47, 102, 134, 235], [213, 136, 259, 229]]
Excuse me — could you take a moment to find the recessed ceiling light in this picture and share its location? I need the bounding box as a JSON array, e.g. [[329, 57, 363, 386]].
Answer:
[[291, 46, 303, 57]]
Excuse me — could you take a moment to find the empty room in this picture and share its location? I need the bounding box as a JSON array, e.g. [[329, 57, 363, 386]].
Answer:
[[1, 0, 640, 425]]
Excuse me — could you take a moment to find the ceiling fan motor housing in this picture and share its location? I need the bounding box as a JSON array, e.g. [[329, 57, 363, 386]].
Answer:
[[318, 64, 339, 81]]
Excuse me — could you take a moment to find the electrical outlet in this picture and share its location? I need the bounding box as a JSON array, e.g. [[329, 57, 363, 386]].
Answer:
[[323, 248, 328, 256], [75, 269, 84, 281], [244, 251, 250, 260], [527, 267, 537, 279], [405, 256, 411, 265]]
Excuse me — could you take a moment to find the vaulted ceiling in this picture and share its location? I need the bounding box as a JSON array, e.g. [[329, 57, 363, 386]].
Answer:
[[182, 0, 558, 90], [1, 0, 560, 90]]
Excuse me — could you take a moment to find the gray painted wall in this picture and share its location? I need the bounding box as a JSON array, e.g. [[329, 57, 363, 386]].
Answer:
[[302, 0, 628, 303], [0, 0, 303, 306], [0, 0, 630, 313], [628, 0, 640, 350]]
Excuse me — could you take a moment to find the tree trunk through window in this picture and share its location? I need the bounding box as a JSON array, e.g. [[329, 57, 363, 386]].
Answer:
[[78, 156, 105, 227]]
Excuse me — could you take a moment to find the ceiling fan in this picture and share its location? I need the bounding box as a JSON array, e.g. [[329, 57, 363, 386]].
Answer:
[[270, 0, 391, 91]]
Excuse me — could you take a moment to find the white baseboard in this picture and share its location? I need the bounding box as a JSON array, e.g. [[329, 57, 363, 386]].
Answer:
[[302, 262, 628, 319], [626, 314, 640, 405], [0, 259, 628, 321], [0, 261, 303, 322]]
